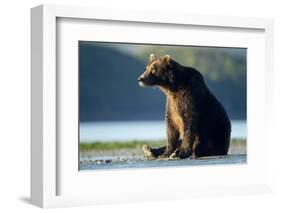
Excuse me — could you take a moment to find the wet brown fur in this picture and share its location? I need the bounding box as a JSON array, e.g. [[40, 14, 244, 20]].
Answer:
[[138, 55, 231, 159]]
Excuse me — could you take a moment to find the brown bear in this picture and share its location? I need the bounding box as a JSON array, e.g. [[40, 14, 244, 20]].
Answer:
[[138, 54, 231, 159]]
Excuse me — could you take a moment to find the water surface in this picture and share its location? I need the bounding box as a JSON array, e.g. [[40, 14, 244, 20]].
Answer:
[[80, 154, 247, 170], [80, 120, 246, 143]]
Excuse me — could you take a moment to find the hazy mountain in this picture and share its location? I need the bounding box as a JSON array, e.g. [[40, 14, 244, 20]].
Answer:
[[79, 42, 246, 121]]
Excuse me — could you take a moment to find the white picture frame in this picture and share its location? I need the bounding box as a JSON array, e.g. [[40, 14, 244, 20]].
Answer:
[[31, 4, 274, 208]]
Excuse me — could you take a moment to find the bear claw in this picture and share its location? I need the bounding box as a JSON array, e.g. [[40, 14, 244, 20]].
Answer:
[[169, 152, 180, 160]]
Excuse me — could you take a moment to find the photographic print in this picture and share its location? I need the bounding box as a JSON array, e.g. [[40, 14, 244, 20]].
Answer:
[[79, 41, 247, 170]]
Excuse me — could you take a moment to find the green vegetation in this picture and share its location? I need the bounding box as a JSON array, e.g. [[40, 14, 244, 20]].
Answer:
[[230, 138, 247, 145], [80, 139, 246, 152], [80, 140, 165, 151]]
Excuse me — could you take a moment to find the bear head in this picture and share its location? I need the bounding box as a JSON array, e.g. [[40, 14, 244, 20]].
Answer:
[[138, 54, 176, 89]]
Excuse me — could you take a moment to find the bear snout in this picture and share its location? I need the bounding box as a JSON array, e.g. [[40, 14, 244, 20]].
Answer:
[[138, 73, 157, 87], [138, 76, 144, 82], [138, 75, 146, 87]]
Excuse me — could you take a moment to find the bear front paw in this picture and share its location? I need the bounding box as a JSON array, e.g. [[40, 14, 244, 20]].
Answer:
[[168, 148, 180, 160], [178, 148, 193, 159], [158, 152, 173, 160]]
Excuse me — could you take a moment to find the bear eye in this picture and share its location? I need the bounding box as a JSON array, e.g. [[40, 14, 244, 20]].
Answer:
[[151, 69, 157, 74]]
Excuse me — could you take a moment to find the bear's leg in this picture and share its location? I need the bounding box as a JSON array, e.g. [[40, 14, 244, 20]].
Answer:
[[168, 137, 199, 160], [159, 122, 180, 159], [178, 131, 196, 159]]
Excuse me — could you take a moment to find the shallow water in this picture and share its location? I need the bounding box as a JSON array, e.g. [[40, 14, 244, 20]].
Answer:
[[80, 120, 246, 142], [80, 154, 246, 170]]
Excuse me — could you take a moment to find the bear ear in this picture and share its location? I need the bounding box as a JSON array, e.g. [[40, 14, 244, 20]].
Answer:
[[149, 53, 156, 61], [162, 54, 171, 64]]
